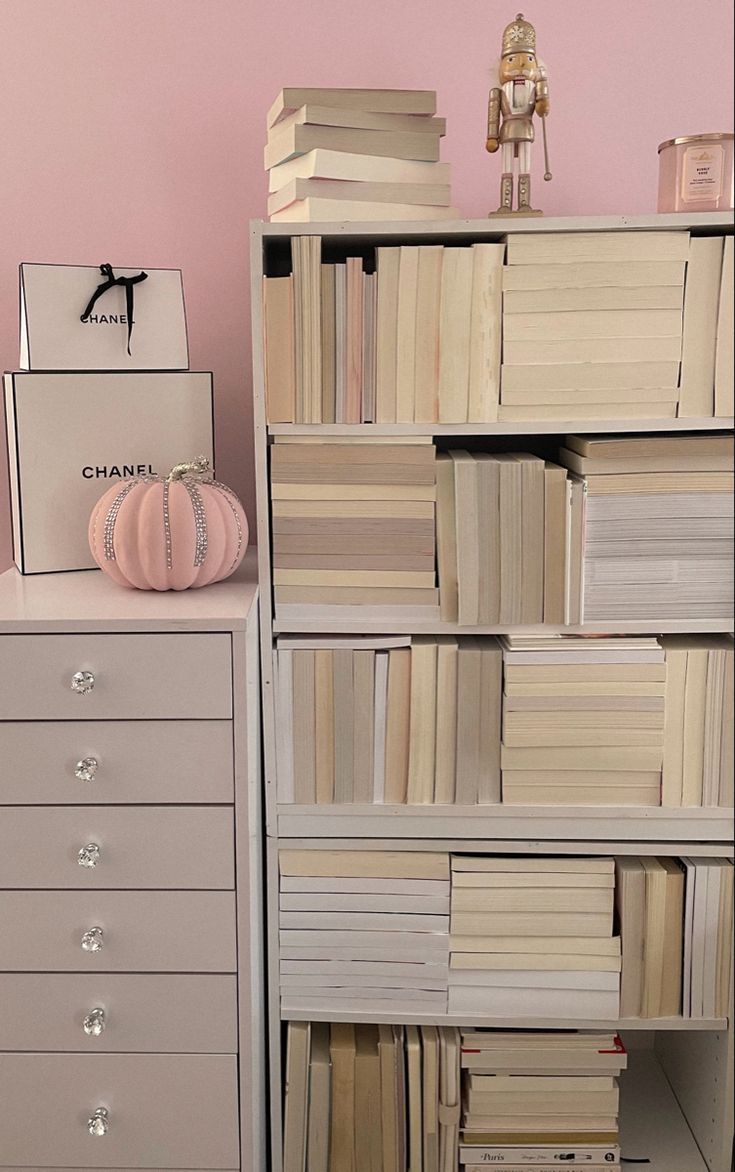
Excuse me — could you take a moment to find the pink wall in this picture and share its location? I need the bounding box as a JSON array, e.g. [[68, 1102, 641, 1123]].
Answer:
[[1, 0, 733, 573]]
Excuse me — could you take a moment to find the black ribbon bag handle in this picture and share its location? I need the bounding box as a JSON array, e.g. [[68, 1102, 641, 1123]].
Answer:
[[80, 263, 148, 355]]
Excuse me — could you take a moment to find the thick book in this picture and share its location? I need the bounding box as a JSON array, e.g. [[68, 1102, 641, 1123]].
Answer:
[[396, 247, 420, 422], [284, 1021, 311, 1172], [375, 247, 400, 422], [263, 276, 296, 423], [414, 246, 443, 423], [268, 148, 450, 190], [306, 1023, 331, 1172], [468, 244, 503, 422], [715, 235, 734, 417], [265, 123, 442, 168], [272, 103, 446, 138], [329, 1024, 356, 1172], [271, 197, 459, 222], [407, 637, 438, 804], [355, 1025, 383, 1172], [502, 259, 685, 290], [504, 230, 690, 265], [268, 88, 438, 128], [269, 177, 452, 214], [438, 248, 473, 422], [679, 235, 724, 416]]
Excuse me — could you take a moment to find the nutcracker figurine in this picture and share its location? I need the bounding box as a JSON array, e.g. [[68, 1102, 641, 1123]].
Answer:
[[486, 12, 551, 215]]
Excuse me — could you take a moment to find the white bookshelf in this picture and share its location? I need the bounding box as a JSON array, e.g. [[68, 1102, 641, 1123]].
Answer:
[[250, 212, 735, 1172]]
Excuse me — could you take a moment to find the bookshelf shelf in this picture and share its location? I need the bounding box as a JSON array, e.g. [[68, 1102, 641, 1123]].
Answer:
[[273, 617, 734, 635], [269, 417, 735, 436], [280, 1008, 727, 1031]]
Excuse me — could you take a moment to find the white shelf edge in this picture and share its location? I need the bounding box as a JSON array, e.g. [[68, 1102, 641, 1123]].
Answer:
[[273, 836, 733, 858], [279, 1008, 727, 1031], [274, 619, 734, 635], [269, 418, 734, 436]]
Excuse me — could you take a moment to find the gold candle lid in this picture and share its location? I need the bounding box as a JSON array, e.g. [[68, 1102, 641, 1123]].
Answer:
[[658, 132, 734, 153]]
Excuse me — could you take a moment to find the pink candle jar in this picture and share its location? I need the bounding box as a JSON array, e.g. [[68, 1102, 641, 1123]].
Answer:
[[658, 133, 733, 212]]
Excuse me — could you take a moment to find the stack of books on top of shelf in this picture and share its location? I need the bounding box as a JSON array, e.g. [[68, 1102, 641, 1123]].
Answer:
[[283, 1021, 461, 1172], [500, 635, 666, 807], [266, 88, 458, 223], [278, 850, 450, 1016], [273, 635, 502, 806], [447, 856, 621, 1019], [560, 432, 735, 623], [616, 857, 733, 1019], [661, 635, 734, 808], [459, 1030, 626, 1169], [270, 437, 439, 622]]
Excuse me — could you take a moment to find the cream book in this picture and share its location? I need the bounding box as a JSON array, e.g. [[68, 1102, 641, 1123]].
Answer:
[[414, 245, 443, 423], [503, 308, 683, 342], [284, 1021, 311, 1172], [272, 103, 446, 138], [501, 360, 681, 391], [329, 1024, 356, 1172], [268, 148, 451, 191], [384, 647, 411, 804], [714, 235, 734, 416], [406, 1025, 424, 1172], [435, 454, 459, 622], [355, 1026, 383, 1172], [272, 199, 459, 223], [268, 88, 438, 127], [269, 178, 452, 214], [504, 283, 683, 313], [263, 276, 296, 423], [502, 257, 686, 290], [306, 1023, 331, 1172], [468, 243, 503, 422], [504, 230, 690, 265], [438, 248, 473, 422], [265, 124, 442, 168], [502, 337, 682, 364], [679, 235, 724, 416], [375, 247, 400, 422], [280, 849, 450, 880], [396, 247, 420, 422], [407, 637, 438, 804]]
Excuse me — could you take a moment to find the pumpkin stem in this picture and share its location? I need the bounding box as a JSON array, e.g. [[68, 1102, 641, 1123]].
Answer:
[[167, 456, 210, 483]]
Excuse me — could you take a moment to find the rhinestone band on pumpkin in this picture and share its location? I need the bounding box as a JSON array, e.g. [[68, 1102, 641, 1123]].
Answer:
[[210, 482, 244, 572], [184, 481, 208, 566], [162, 480, 173, 570], [103, 478, 143, 562]]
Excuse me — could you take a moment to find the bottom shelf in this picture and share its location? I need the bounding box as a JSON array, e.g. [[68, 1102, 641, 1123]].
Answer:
[[282, 1009, 728, 1030], [620, 1051, 709, 1171]]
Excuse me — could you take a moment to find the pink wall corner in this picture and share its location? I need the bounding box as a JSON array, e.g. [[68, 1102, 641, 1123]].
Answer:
[[1, 0, 733, 574]]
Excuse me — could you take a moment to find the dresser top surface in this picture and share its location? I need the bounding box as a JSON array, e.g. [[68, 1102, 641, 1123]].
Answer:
[[0, 548, 258, 633]]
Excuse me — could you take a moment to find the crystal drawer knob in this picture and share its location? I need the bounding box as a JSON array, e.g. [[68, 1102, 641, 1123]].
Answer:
[[71, 671, 96, 695], [83, 1007, 106, 1037], [78, 843, 101, 869], [75, 757, 99, 782], [87, 1107, 109, 1136], [81, 926, 104, 952]]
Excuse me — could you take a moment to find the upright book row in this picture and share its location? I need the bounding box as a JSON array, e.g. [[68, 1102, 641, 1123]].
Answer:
[[264, 231, 735, 424]]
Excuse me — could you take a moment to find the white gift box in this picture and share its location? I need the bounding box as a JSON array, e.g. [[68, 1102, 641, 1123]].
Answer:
[[3, 371, 214, 574], [19, 263, 189, 371]]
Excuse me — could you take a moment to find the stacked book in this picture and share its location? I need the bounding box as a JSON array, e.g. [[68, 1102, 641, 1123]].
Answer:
[[661, 635, 734, 807], [500, 230, 688, 422], [680, 234, 734, 418], [500, 636, 666, 806], [278, 850, 450, 1016], [436, 452, 571, 625], [459, 1030, 626, 1169], [270, 438, 438, 623], [616, 857, 732, 1018], [560, 432, 735, 623], [447, 856, 621, 1019], [283, 1021, 461, 1172], [273, 635, 502, 805], [266, 88, 457, 223]]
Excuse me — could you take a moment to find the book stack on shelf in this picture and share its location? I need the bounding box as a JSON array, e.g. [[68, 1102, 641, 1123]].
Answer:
[[459, 1030, 626, 1170], [661, 634, 734, 807], [265, 88, 457, 223], [448, 857, 621, 1019]]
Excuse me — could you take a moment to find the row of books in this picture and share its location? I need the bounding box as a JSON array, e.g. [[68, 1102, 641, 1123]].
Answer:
[[277, 851, 733, 1021], [459, 1030, 626, 1167], [263, 231, 735, 423], [273, 633, 733, 807], [266, 87, 457, 224]]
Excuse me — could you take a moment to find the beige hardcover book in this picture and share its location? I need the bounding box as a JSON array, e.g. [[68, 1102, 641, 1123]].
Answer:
[[329, 1024, 356, 1172], [502, 337, 683, 365], [264, 276, 296, 423], [414, 245, 444, 423], [376, 247, 401, 422], [502, 359, 681, 392], [660, 858, 685, 1017], [503, 308, 683, 342], [284, 1021, 311, 1172], [435, 637, 459, 804], [714, 235, 734, 417], [421, 1026, 440, 1172], [292, 235, 322, 424], [407, 637, 439, 804], [515, 454, 545, 624], [306, 1023, 331, 1172], [353, 650, 376, 803], [544, 462, 569, 624], [436, 454, 459, 622], [280, 849, 450, 880], [265, 123, 442, 168], [505, 230, 690, 265], [355, 1025, 383, 1172], [468, 243, 503, 422], [641, 857, 668, 1017], [438, 247, 473, 422], [496, 455, 523, 624], [473, 454, 501, 625], [314, 649, 335, 804], [321, 264, 337, 424], [451, 451, 480, 626], [502, 258, 686, 290], [269, 177, 453, 213], [292, 650, 316, 803], [661, 640, 686, 807], [682, 648, 708, 807], [406, 1025, 424, 1172], [267, 88, 438, 127], [345, 257, 364, 424], [268, 148, 450, 190], [504, 283, 684, 313], [679, 235, 724, 416], [385, 648, 412, 804], [478, 640, 502, 804], [396, 247, 420, 421], [615, 857, 645, 1017], [332, 649, 355, 803], [379, 1025, 399, 1172], [455, 638, 482, 805]]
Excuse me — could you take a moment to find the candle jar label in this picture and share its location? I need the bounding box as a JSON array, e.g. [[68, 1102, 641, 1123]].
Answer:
[[682, 144, 725, 202]]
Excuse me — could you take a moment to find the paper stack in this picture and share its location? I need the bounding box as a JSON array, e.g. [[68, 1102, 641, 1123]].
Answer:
[[447, 856, 621, 1019], [459, 1030, 626, 1169], [266, 88, 458, 222], [278, 850, 450, 1016], [500, 635, 666, 806], [560, 432, 735, 623], [661, 635, 734, 807]]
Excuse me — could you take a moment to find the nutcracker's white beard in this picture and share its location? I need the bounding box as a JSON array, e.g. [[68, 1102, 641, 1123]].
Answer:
[[489, 56, 547, 87]]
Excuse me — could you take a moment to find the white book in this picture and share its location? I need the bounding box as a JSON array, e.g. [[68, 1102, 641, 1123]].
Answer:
[[448, 985, 620, 1018], [269, 177, 453, 213], [373, 650, 389, 802], [271, 198, 460, 223], [282, 973, 448, 990], [689, 860, 709, 1018], [276, 635, 411, 650], [280, 893, 450, 914], [714, 235, 734, 416], [281, 945, 449, 963], [468, 243, 503, 422], [449, 970, 619, 991], [282, 995, 448, 1015], [280, 877, 450, 895], [334, 263, 347, 422], [281, 960, 449, 978], [276, 649, 295, 802], [280, 930, 450, 951], [681, 857, 696, 1017], [505, 230, 691, 265], [280, 911, 448, 931], [679, 235, 724, 416], [702, 862, 723, 1018], [459, 1146, 620, 1166], [268, 148, 451, 191]]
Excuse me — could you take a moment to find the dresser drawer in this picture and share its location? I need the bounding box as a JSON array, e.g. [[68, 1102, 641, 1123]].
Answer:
[[0, 807, 234, 889], [0, 633, 232, 719], [0, 891, 236, 972], [0, 973, 237, 1053], [0, 720, 233, 803], [0, 1053, 239, 1168]]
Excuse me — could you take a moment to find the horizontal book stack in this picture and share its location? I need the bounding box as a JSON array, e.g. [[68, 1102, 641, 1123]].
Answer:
[[661, 635, 734, 807], [500, 635, 666, 806], [273, 635, 501, 805], [270, 438, 438, 622], [459, 1030, 626, 1168], [283, 1021, 461, 1172], [436, 452, 571, 624], [447, 856, 621, 1019], [616, 857, 733, 1018], [561, 432, 735, 623], [266, 88, 457, 223], [278, 850, 450, 1016]]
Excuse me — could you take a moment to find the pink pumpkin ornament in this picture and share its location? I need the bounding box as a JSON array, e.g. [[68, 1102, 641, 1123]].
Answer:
[[89, 457, 248, 590]]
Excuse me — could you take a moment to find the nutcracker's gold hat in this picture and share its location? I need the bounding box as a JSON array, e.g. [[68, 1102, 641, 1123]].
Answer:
[[502, 12, 537, 56]]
